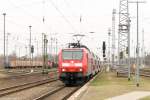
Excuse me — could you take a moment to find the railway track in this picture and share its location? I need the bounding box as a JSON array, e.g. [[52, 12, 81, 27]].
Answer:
[[139, 69, 150, 77], [0, 67, 103, 99], [2, 72, 42, 80], [1, 69, 57, 80], [116, 67, 150, 77], [33, 85, 81, 100], [33, 85, 66, 100], [33, 70, 104, 100], [62, 86, 82, 100], [0, 78, 58, 97]]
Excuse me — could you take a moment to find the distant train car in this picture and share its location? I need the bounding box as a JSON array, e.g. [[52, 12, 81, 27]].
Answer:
[[9, 60, 43, 68], [58, 43, 101, 85]]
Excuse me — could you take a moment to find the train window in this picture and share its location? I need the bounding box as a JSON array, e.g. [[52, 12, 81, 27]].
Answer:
[[62, 49, 83, 60]]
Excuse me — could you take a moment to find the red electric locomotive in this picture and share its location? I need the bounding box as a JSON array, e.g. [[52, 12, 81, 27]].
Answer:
[[58, 43, 101, 85]]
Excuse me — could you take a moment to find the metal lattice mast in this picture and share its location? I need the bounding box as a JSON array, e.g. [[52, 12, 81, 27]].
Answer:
[[112, 9, 116, 68], [118, 0, 129, 64]]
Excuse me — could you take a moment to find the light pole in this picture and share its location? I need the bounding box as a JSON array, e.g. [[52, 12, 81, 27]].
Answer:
[[51, 37, 53, 61], [56, 38, 58, 62], [43, 34, 48, 69], [3, 13, 6, 68], [36, 39, 39, 65], [19, 46, 21, 64], [6, 33, 10, 68], [142, 29, 145, 67], [29, 25, 32, 66], [129, 1, 145, 87], [25, 45, 27, 58], [108, 29, 111, 71], [42, 33, 44, 67], [136, 2, 139, 87], [35, 38, 39, 58]]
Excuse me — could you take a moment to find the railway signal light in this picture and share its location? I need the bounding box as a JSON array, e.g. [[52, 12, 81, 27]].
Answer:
[[120, 51, 123, 59], [103, 53, 105, 57], [102, 41, 106, 57], [126, 47, 128, 54], [31, 45, 34, 53]]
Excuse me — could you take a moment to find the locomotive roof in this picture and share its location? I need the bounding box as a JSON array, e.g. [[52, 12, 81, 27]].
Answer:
[[62, 47, 87, 51], [68, 42, 91, 52]]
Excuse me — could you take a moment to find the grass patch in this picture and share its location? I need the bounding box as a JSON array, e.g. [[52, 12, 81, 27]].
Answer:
[[140, 96, 150, 100], [91, 72, 134, 86], [81, 72, 150, 100]]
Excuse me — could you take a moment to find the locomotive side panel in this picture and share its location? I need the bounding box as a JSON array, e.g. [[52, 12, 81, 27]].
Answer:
[[86, 52, 92, 77]]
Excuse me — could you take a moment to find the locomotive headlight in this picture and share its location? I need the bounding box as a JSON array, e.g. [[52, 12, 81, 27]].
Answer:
[[79, 68, 82, 71], [62, 68, 66, 72]]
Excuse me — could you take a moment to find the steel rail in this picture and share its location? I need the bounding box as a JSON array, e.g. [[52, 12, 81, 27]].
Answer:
[[0, 78, 58, 97]]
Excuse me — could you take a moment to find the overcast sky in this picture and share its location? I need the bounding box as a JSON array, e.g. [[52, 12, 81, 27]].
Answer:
[[0, 0, 149, 58]]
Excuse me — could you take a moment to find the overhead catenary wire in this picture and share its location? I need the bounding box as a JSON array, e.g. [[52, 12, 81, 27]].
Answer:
[[7, 0, 51, 31], [0, 0, 52, 48], [63, 0, 89, 35], [3, 0, 79, 34], [48, 0, 78, 33], [63, 0, 79, 17], [0, 0, 88, 56]]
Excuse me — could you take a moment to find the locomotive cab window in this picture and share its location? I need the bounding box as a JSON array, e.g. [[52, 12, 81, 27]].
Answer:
[[62, 49, 83, 60]]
